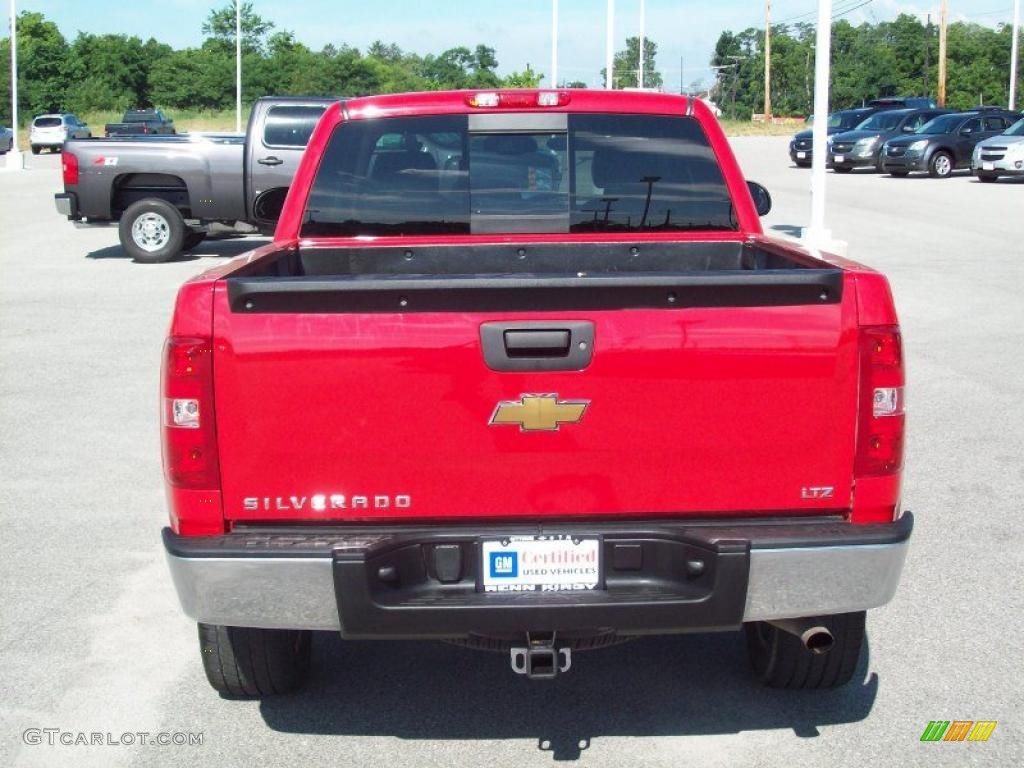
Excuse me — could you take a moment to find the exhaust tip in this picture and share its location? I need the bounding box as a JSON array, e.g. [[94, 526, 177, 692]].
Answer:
[[801, 627, 835, 655]]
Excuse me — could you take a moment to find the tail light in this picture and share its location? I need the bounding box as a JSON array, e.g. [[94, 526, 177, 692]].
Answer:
[[162, 337, 220, 489], [855, 326, 905, 476], [62, 151, 79, 186]]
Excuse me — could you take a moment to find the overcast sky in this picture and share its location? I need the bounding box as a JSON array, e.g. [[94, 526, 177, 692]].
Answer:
[[18, 0, 1018, 89]]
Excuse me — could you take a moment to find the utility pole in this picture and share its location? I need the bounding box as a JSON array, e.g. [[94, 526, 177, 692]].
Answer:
[[1011, 0, 1020, 109], [924, 14, 931, 98], [764, 0, 772, 118], [938, 0, 948, 107], [638, 0, 646, 88], [551, 0, 559, 88], [605, 0, 614, 89], [235, 0, 242, 133]]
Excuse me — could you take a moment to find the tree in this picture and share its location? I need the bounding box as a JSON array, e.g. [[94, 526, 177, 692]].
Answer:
[[605, 36, 663, 89], [502, 66, 544, 88], [0, 12, 69, 121], [202, 1, 274, 55], [64, 33, 166, 113]]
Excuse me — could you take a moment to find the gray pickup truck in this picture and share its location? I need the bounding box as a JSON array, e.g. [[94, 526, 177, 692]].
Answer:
[[54, 96, 336, 262]]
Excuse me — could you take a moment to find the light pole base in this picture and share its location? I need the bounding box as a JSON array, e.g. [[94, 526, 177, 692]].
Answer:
[[801, 227, 848, 257], [2, 150, 25, 171]]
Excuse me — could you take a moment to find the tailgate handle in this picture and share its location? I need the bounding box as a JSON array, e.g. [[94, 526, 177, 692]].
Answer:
[[503, 330, 570, 357], [481, 321, 594, 372]]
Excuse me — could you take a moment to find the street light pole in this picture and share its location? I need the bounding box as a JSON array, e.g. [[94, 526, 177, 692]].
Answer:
[[551, 0, 558, 88], [764, 0, 772, 119], [938, 0, 948, 107], [1011, 0, 1021, 110], [806, 0, 833, 247], [604, 0, 614, 89], [6, 0, 22, 168], [235, 0, 242, 133], [638, 0, 645, 88]]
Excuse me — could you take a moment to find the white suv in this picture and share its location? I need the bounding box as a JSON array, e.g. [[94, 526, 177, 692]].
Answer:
[[30, 114, 91, 154]]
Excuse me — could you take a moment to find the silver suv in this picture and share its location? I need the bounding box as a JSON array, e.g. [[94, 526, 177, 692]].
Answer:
[[30, 114, 91, 154]]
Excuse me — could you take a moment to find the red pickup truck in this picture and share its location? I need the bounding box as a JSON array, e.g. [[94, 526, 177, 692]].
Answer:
[[162, 89, 911, 696]]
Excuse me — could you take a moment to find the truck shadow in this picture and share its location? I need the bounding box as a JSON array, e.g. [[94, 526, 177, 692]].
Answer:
[[86, 237, 268, 261], [259, 632, 878, 760]]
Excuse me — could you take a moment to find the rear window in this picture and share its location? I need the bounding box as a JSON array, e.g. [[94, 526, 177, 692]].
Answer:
[[301, 113, 735, 237], [264, 106, 326, 148], [34, 117, 61, 128]]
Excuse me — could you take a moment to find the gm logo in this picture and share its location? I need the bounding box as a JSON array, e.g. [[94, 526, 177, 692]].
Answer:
[[489, 551, 518, 578]]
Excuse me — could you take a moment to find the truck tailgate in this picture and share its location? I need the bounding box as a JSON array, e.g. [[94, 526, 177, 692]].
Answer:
[[211, 245, 859, 523]]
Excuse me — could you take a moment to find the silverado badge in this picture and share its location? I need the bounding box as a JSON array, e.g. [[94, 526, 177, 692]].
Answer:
[[489, 394, 589, 432]]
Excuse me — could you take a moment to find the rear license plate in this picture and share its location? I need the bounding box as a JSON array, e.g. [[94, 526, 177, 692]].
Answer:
[[481, 535, 600, 592], [834, 154, 845, 163], [983, 162, 995, 171], [796, 151, 807, 159]]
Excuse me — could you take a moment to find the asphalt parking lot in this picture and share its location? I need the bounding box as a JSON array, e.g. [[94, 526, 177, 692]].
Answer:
[[1, 139, 1022, 768]]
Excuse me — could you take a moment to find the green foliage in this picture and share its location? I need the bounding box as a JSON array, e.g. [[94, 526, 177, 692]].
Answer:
[[604, 36, 663, 89], [712, 15, 1023, 119], [502, 66, 544, 88], [202, 1, 274, 55]]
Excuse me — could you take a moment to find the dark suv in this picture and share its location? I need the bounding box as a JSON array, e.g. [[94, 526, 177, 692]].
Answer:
[[829, 108, 952, 173], [883, 110, 1021, 178], [789, 108, 881, 167]]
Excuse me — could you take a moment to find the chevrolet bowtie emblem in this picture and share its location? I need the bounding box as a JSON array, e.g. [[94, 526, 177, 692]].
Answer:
[[489, 394, 589, 432]]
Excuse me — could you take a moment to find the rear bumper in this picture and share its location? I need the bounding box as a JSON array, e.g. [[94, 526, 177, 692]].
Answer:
[[54, 192, 80, 221], [163, 513, 912, 636]]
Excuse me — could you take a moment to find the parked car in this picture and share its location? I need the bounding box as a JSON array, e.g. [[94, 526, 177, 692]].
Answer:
[[0, 125, 13, 154], [56, 97, 333, 262], [882, 110, 1021, 178], [104, 109, 176, 137], [29, 114, 91, 154], [972, 117, 1024, 182], [828, 108, 952, 173], [867, 96, 938, 109], [161, 89, 912, 696], [789, 107, 881, 167]]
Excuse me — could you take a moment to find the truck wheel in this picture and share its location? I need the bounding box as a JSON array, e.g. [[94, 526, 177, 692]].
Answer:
[[744, 611, 865, 689], [31, 145, 41, 155], [119, 199, 186, 263], [183, 232, 207, 251], [198, 623, 311, 698], [928, 151, 954, 179]]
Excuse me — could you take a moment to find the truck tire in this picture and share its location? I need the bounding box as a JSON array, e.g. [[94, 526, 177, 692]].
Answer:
[[928, 151, 954, 179], [198, 623, 311, 697], [31, 145, 40, 155], [744, 611, 865, 689], [119, 199, 186, 263], [183, 232, 207, 251]]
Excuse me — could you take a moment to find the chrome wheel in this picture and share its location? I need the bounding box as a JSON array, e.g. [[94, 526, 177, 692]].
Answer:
[[933, 154, 952, 177], [131, 212, 171, 252]]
